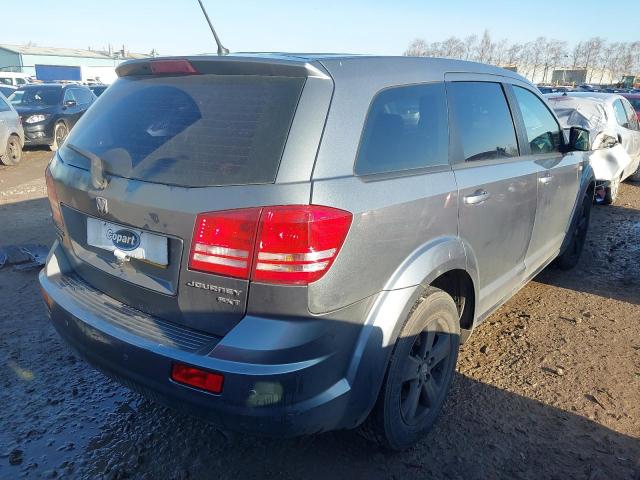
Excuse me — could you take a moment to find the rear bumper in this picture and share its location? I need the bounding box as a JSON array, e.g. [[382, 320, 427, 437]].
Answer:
[[39, 242, 377, 437]]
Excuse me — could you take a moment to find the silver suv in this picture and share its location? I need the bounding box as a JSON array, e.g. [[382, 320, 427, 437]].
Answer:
[[40, 55, 595, 450]]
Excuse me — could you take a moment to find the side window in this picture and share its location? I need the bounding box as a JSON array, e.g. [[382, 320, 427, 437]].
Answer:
[[63, 89, 76, 104], [513, 86, 562, 154], [74, 88, 92, 105], [0, 95, 10, 112], [355, 83, 449, 175], [613, 100, 630, 129], [447, 82, 519, 162], [622, 99, 639, 131], [16, 78, 26, 85]]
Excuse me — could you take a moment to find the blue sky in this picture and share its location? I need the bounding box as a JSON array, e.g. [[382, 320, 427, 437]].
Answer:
[[4, 0, 639, 55]]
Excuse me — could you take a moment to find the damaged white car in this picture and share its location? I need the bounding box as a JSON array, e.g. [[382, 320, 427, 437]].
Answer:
[[546, 93, 640, 204]]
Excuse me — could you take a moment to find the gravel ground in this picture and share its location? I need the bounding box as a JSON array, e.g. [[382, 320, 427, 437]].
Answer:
[[1, 150, 639, 480]]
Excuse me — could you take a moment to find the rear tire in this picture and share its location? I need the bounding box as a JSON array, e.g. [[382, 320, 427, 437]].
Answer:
[[361, 287, 460, 450], [49, 122, 68, 152], [1, 134, 22, 166], [557, 189, 592, 270]]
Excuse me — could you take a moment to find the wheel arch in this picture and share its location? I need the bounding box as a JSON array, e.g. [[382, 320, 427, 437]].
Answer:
[[342, 237, 477, 429]]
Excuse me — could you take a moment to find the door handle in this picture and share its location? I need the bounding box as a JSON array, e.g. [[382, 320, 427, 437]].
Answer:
[[539, 174, 554, 185], [463, 190, 491, 205]]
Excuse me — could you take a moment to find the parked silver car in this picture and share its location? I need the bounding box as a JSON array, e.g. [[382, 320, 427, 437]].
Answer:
[[40, 55, 595, 450], [0, 92, 24, 165], [546, 92, 640, 204]]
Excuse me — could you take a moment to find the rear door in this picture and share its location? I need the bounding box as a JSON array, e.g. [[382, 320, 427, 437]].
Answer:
[[509, 85, 580, 273], [446, 77, 538, 316], [49, 59, 333, 336]]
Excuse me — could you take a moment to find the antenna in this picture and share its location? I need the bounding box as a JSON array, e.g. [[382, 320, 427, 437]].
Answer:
[[196, 0, 229, 56]]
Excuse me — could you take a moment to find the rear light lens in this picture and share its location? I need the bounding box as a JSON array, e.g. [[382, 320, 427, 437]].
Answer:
[[254, 206, 352, 285], [150, 59, 198, 75], [171, 363, 223, 394], [189, 208, 261, 279], [188, 205, 352, 285], [45, 166, 64, 229]]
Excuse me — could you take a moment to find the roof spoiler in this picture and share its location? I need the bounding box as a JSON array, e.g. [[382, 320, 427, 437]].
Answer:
[[116, 56, 330, 79]]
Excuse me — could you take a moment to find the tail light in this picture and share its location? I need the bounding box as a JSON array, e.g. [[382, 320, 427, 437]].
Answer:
[[189, 205, 352, 285], [189, 208, 261, 279], [45, 166, 64, 229]]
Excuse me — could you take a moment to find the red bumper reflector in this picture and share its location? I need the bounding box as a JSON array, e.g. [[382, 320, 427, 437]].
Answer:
[[171, 363, 223, 394]]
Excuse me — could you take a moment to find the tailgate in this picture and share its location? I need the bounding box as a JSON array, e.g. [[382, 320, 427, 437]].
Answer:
[[46, 57, 333, 336]]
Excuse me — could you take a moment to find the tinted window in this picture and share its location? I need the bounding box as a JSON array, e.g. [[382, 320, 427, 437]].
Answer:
[[16, 78, 26, 85], [448, 82, 519, 161], [355, 83, 449, 175], [513, 86, 562, 154], [613, 100, 630, 128], [0, 95, 10, 112], [13, 87, 62, 106], [59, 75, 305, 187], [74, 88, 93, 105]]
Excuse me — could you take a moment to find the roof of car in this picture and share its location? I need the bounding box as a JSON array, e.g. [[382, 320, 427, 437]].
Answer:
[[559, 92, 626, 104], [18, 83, 89, 89], [121, 53, 530, 86]]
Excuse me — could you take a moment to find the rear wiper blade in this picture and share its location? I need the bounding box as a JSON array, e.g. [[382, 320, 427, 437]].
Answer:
[[66, 143, 108, 190]]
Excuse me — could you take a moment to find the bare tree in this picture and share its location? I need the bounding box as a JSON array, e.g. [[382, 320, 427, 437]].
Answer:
[[404, 39, 429, 57], [505, 43, 523, 67], [463, 34, 478, 61], [583, 37, 605, 81], [404, 33, 639, 85], [476, 30, 494, 64]]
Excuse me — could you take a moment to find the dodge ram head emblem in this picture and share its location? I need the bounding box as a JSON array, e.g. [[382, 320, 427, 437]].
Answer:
[[96, 197, 108, 216]]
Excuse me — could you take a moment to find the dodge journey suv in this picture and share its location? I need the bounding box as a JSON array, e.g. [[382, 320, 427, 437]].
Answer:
[[40, 54, 595, 450]]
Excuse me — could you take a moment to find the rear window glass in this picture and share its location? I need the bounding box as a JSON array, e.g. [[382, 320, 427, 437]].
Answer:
[[355, 83, 449, 176], [13, 87, 62, 107], [59, 75, 305, 187]]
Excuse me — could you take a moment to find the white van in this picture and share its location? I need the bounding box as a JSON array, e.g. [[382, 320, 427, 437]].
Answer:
[[0, 72, 30, 87]]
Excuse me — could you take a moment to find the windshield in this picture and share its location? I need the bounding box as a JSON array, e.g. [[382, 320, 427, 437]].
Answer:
[[59, 74, 305, 187], [11, 87, 62, 106]]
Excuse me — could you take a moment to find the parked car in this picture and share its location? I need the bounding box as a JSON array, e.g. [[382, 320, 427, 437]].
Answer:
[[620, 92, 640, 121], [40, 55, 595, 450], [88, 84, 108, 97], [546, 92, 640, 203], [0, 85, 17, 98], [537, 85, 570, 94], [9, 83, 95, 151], [0, 72, 30, 87], [0, 92, 24, 165]]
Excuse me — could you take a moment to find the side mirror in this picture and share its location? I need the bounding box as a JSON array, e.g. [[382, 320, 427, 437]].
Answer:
[[64, 100, 77, 108], [568, 126, 590, 152]]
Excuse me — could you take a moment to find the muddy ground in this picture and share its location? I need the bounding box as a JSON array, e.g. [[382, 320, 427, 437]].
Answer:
[[0, 150, 638, 480]]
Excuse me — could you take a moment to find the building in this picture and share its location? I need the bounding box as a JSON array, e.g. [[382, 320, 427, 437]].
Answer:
[[0, 44, 150, 84], [500, 64, 618, 86]]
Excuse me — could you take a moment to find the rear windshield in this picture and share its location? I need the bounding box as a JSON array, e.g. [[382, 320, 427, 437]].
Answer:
[[59, 74, 305, 187], [13, 87, 62, 106]]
